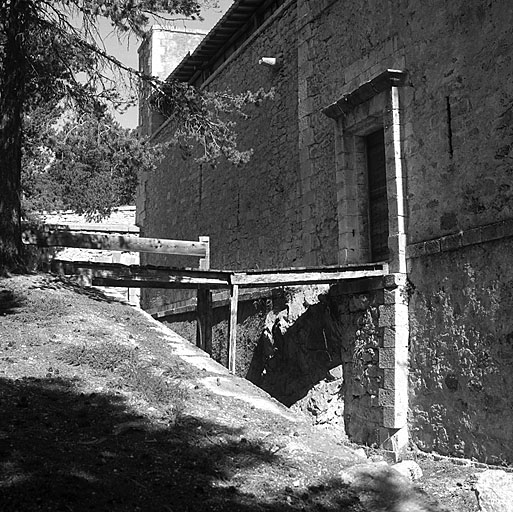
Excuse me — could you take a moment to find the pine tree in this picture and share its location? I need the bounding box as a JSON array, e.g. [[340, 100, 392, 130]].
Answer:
[[0, 0, 259, 273], [22, 107, 157, 219]]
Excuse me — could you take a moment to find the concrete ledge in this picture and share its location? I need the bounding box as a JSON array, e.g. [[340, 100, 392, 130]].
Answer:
[[406, 217, 513, 259], [323, 70, 408, 119]]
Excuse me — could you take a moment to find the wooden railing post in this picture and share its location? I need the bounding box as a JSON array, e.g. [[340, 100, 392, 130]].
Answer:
[[197, 236, 211, 354], [228, 284, 239, 374], [198, 236, 210, 270]]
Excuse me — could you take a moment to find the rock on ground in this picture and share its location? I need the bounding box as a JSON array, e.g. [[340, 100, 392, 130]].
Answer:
[[475, 469, 513, 512], [392, 460, 424, 481]]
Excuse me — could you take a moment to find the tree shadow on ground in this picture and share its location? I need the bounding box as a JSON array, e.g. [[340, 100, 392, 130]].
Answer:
[[40, 273, 118, 303], [0, 376, 365, 512], [1, 271, 116, 308]]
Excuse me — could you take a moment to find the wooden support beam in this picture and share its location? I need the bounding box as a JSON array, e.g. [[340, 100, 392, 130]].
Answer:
[[230, 268, 387, 287], [25, 230, 208, 257], [52, 261, 231, 289], [228, 284, 239, 374], [196, 286, 212, 354], [53, 260, 387, 291], [92, 277, 224, 289]]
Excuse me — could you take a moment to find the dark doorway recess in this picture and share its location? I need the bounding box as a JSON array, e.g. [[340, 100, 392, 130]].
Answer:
[[366, 129, 389, 262]]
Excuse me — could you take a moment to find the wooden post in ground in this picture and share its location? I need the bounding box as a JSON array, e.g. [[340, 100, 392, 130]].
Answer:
[[228, 284, 239, 374], [196, 286, 212, 354], [196, 236, 212, 354]]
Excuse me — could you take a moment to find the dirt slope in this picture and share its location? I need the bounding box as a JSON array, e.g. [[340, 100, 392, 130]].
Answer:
[[0, 273, 483, 511]]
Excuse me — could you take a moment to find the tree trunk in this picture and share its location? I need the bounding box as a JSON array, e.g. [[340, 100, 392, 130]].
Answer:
[[0, 1, 29, 273]]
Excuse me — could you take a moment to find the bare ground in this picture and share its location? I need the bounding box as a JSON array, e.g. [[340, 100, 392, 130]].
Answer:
[[0, 273, 487, 511]]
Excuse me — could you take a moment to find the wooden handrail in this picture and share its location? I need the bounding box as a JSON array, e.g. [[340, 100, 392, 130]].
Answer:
[[23, 228, 209, 259], [32, 225, 389, 377]]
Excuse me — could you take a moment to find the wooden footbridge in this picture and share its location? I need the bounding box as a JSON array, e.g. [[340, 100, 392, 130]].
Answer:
[[25, 227, 389, 373]]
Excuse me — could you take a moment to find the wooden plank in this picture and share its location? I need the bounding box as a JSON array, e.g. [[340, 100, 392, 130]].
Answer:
[[230, 269, 387, 287], [196, 286, 212, 354], [92, 277, 225, 289], [93, 273, 228, 288], [25, 230, 208, 257], [52, 260, 231, 288], [51, 260, 230, 279], [43, 223, 139, 234], [236, 262, 387, 273], [53, 260, 387, 289], [221, 263, 387, 277], [228, 284, 239, 374]]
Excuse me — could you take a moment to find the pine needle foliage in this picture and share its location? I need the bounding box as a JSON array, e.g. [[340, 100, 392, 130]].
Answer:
[[0, 0, 270, 271]]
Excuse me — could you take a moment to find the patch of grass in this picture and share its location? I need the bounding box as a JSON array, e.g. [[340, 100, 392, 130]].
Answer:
[[25, 332, 53, 347], [225, 437, 282, 467], [123, 360, 188, 420], [57, 341, 189, 421], [57, 342, 136, 372], [82, 325, 116, 340], [0, 329, 52, 349], [4, 291, 71, 326], [161, 360, 201, 380]]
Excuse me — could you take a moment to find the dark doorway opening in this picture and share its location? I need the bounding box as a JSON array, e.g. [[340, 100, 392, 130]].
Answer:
[[366, 129, 389, 262]]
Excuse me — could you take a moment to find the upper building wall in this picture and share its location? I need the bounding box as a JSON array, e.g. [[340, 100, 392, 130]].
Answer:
[[138, 0, 513, 281], [141, 0, 303, 274], [302, 0, 513, 245]]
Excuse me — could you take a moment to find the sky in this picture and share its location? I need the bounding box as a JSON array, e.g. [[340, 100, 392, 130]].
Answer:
[[100, 0, 234, 128]]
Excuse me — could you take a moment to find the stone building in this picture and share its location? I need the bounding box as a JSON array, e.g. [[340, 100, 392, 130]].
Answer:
[[137, 0, 513, 463], [138, 26, 207, 138]]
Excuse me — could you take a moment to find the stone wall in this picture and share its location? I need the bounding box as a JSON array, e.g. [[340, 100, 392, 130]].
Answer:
[[409, 238, 513, 464], [161, 290, 273, 377], [139, 0, 325, 310], [299, 0, 513, 460], [139, 0, 513, 461], [298, 0, 513, 244]]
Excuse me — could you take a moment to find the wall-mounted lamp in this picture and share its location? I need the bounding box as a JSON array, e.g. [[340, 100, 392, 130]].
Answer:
[[259, 57, 279, 67]]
